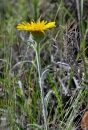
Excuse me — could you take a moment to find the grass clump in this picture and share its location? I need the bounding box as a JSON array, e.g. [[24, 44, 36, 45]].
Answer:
[[0, 0, 88, 130]]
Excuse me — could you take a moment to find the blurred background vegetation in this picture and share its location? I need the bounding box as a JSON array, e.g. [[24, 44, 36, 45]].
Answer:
[[0, 0, 88, 130]]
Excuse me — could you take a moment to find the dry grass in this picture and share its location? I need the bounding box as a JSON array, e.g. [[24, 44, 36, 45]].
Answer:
[[0, 0, 88, 130]]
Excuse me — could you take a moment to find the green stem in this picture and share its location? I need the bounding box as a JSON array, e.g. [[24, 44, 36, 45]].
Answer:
[[36, 43, 47, 130]]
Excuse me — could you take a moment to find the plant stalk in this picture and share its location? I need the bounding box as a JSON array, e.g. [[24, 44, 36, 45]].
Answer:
[[36, 43, 47, 130]]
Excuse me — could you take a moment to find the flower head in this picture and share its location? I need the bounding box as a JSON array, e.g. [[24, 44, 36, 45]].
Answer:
[[17, 20, 56, 34]]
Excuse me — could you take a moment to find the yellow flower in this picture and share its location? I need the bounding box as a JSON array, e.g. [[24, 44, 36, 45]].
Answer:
[[17, 20, 56, 34]]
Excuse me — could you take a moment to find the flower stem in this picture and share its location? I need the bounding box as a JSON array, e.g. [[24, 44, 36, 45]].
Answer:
[[36, 43, 47, 130]]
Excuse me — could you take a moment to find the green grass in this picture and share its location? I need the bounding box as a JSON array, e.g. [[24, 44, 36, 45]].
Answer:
[[0, 0, 88, 130]]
